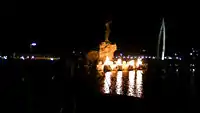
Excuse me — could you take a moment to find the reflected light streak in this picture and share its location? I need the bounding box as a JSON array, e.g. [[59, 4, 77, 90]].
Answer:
[[128, 71, 136, 96], [136, 70, 143, 98], [116, 71, 123, 94], [104, 72, 112, 94]]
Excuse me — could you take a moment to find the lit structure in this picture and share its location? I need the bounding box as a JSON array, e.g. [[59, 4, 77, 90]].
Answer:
[[99, 41, 117, 62], [99, 21, 117, 62], [98, 21, 144, 72], [97, 56, 143, 71], [157, 18, 166, 60]]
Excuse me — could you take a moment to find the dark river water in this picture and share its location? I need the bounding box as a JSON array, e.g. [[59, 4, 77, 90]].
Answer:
[[97, 61, 199, 112], [1, 59, 200, 113], [99, 68, 196, 98]]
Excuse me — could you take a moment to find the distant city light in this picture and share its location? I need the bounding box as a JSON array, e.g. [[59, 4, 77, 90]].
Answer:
[[31, 56, 35, 59], [52, 76, 55, 80], [142, 49, 146, 52], [190, 53, 193, 55], [20, 56, 25, 60], [50, 58, 54, 61], [3, 56, 7, 59]]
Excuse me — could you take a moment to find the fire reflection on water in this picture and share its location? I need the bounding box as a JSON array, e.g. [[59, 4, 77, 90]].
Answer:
[[104, 72, 112, 94], [136, 70, 143, 97], [102, 70, 144, 98], [128, 71, 136, 96], [116, 71, 123, 95]]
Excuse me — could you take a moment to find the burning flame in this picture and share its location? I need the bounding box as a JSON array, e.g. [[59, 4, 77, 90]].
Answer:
[[97, 56, 143, 71]]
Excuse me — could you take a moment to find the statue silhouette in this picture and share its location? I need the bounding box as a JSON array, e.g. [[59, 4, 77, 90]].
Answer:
[[105, 21, 112, 42]]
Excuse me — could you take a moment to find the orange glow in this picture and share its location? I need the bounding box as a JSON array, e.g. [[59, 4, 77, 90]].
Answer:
[[116, 71, 123, 94], [97, 56, 144, 71]]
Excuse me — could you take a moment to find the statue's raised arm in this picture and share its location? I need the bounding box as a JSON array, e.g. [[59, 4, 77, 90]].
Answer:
[[105, 21, 112, 42]]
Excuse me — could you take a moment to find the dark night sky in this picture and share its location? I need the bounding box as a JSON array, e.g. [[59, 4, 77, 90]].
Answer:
[[1, 3, 200, 55], [0, 0, 16, 16]]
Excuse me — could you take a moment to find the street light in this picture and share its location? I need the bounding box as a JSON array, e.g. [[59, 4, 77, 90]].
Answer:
[[30, 42, 37, 52], [31, 43, 36, 46]]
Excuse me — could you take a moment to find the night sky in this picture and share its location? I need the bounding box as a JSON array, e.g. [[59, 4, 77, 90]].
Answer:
[[0, 0, 16, 16], [1, 3, 200, 55]]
